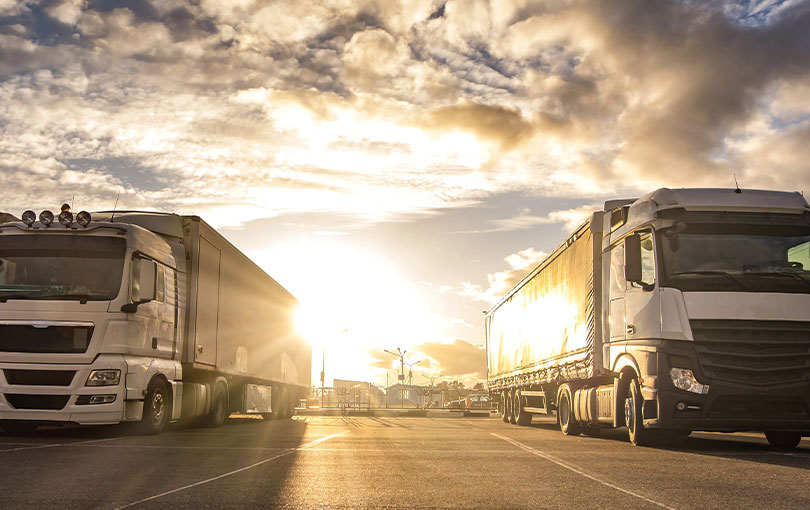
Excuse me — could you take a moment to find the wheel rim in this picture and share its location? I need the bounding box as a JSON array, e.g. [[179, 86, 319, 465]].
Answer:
[[513, 391, 521, 420], [152, 391, 165, 424], [624, 395, 634, 431]]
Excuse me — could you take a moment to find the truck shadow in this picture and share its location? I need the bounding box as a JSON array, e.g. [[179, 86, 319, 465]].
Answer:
[[525, 420, 810, 470], [2, 416, 311, 508]]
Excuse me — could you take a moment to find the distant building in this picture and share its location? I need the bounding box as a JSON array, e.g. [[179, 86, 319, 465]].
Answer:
[[384, 384, 423, 407], [334, 379, 384, 407]]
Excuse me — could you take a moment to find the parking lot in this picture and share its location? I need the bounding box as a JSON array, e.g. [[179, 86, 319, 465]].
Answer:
[[3, 414, 809, 509]]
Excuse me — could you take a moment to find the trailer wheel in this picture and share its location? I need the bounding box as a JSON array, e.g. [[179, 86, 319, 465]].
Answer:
[[625, 378, 655, 446], [558, 388, 581, 436], [508, 389, 518, 424], [206, 383, 229, 428], [500, 391, 510, 423], [139, 377, 170, 435], [765, 431, 802, 450], [514, 389, 532, 426]]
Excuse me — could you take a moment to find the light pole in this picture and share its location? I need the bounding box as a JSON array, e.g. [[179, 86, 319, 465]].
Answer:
[[384, 348, 409, 408]]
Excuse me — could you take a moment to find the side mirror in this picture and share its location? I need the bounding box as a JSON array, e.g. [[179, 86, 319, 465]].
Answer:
[[624, 234, 643, 283], [122, 256, 157, 313]]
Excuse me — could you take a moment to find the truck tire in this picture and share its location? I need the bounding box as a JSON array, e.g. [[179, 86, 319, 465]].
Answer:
[[1, 421, 38, 435], [508, 389, 518, 424], [206, 383, 229, 428], [514, 389, 532, 426], [273, 386, 290, 420], [139, 377, 170, 435], [625, 378, 655, 446], [765, 431, 802, 450], [500, 391, 510, 423], [558, 387, 581, 436]]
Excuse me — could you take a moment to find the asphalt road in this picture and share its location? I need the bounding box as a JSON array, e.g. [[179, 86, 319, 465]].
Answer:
[[2, 414, 809, 509]]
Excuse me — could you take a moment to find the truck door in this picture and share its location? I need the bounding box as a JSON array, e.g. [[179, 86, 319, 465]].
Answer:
[[194, 236, 220, 366], [623, 232, 661, 341], [608, 243, 627, 344]]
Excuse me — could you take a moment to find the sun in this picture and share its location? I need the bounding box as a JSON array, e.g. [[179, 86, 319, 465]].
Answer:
[[253, 239, 431, 385]]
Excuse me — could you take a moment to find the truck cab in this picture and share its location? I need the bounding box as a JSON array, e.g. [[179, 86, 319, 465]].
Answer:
[[605, 188, 810, 446], [0, 211, 183, 433]]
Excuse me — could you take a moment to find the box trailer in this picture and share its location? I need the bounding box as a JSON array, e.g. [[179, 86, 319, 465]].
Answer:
[[487, 188, 810, 448], [0, 209, 310, 434]]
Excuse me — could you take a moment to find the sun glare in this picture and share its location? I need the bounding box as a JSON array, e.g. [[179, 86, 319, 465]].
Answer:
[[252, 240, 431, 385]]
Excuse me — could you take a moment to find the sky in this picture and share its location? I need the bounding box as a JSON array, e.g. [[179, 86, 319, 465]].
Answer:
[[1, 0, 810, 388]]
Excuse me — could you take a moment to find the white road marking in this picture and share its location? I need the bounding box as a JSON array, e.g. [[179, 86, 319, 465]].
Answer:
[[0, 436, 120, 453], [492, 433, 677, 510], [113, 431, 350, 509]]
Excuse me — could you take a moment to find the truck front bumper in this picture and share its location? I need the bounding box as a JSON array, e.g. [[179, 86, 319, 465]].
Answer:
[[0, 355, 128, 425], [645, 341, 810, 433], [651, 385, 810, 433]]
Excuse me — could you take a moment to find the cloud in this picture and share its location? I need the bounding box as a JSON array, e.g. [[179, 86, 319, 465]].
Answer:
[[459, 246, 548, 304], [411, 339, 486, 380], [472, 203, 600, 233], [2, 0, 810, 228]]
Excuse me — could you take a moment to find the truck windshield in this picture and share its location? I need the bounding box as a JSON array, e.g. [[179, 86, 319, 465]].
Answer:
[[659, 223, 810, 293], [0, 235, 126, 301]]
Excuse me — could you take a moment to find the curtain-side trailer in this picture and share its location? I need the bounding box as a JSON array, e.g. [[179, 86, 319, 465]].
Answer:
[[0, 209, 310, 434], [487, 188, 810, 448]]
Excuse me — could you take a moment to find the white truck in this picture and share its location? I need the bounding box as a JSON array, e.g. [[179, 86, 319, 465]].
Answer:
[[0, 209, 311, 434], [487, 188, 810, 448]]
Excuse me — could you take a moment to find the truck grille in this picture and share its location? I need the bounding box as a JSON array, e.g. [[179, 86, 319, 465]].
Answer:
[[4, 370, 76, 386], [4, 394, 70, 410], [690, 320, 810, 386], [0, 324, 93, 353]]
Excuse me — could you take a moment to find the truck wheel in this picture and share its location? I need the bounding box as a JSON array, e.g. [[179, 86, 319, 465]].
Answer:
[[139, 378, 170, 435], [625, 378, 655, 446], [1, 422, 38, 435], [514, 389, 532, 426], [558, 388, 581, 436], [500, 391, 509, 423], [273, 386, 290, 420], [765, 431, 802, 450], [206, 383, 229, 428], [508, 389, 518, 424]]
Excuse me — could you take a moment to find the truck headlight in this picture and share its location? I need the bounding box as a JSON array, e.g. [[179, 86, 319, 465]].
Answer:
[[86, 369, 121, 386], [670, 367, 709, 394]]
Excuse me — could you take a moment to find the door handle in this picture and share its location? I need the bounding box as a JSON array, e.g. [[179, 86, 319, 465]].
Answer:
[[626, 324, 635, 335], [197, 345, 204, 354]]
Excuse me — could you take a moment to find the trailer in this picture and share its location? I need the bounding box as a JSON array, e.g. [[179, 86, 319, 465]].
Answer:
[[0, 209, 310, 434], [487, 188, 810, 448]]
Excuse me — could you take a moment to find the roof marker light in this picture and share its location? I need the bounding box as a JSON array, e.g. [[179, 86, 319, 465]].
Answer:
[[39, 210, 54, 226], [22, 210, 36, 226], [58, 210, 74, 226], [76, 211, 91, 227]]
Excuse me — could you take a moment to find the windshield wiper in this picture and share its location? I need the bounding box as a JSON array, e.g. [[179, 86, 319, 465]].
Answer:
[[670, 270, 750, 291], [0, 292, 105, 304], [743, 271, 810, 290], [0, 294, 37, 303]]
